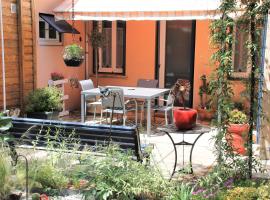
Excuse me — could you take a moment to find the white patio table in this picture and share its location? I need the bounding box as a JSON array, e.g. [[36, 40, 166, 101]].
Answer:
[[81, 86, 170, 136]]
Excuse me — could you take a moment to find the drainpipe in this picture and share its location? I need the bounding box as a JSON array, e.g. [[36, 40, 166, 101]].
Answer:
[[256, 14, 268, 144], [0, 0, 6, 112]]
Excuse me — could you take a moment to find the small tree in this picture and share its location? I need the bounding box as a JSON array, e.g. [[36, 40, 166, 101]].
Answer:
[[90, 26, 106, 87]]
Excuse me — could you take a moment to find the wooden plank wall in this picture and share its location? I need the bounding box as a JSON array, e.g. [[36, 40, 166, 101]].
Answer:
[[0, 0, 35, 110]]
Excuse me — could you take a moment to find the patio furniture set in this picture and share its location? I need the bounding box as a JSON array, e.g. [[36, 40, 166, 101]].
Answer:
[[80, 79, 173, 135]]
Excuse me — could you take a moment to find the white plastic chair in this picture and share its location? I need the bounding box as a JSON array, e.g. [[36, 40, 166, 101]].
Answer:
[[153, 92, 174, 125], [100, 87, 138, 126], [79, 79, 102, 122]]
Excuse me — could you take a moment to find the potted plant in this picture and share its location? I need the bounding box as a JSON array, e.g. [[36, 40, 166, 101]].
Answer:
[[90, 27, 106, 86], [226, 109, 249, 155], [25, 87, 63, 120], [51, 72, 64, 81], [171, 79, 197, 130], [197, 75, 215, 121], [63, 44, 84, 67]]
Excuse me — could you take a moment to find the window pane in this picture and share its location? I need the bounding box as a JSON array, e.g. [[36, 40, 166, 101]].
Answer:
[[116, 21, 125, 68], [49, 24, 57, 39], [234, 22, 248, 72], [39, 21, 45, 38], [102, 21, 112, 68]]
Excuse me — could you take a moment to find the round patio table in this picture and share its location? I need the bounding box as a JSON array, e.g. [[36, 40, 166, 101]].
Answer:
[[154, 124, 211, 180]]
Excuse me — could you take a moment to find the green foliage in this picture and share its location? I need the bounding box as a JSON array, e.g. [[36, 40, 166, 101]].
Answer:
[[0, 143, 12, 199], [80, 146, 172, 200], [224, 187, 258, 200], [29, 163, 68, 189], [63, 44, 84, 61], [170, 183, 193, 200], [25, 87, 63, 113], [198, 75, 212, 109], [258, 183, 270, 200], [228, 109, 248, 124]]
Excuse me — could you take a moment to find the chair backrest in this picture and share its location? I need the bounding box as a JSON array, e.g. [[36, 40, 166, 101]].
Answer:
[[137, 79, 158, 88], [101, 87, 125, 109], [166, 92, 175, 107], [79, 79, 94, 91]]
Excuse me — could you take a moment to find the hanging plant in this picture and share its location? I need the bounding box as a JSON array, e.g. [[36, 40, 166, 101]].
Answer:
[[171, 79, 197, 130], [63, 44, 84, 67]]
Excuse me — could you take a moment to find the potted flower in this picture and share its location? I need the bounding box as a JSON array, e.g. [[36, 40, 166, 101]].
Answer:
[[197, 75, 215, 121], [25, 87, 63, 120], [51, 72, 64, 81], [63, 44, 84, 67], [226, 109, 249, 155], [171, 79, 197, 130]]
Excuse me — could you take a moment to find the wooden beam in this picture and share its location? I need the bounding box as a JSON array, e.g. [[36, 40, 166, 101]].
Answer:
[[31, 0, 36, 90]]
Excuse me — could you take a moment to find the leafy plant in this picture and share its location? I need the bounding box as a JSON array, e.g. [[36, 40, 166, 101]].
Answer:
[[25, 87, 63, 113], [225, 187, 258, 200], [198, 75, 212, 109], [170, 183, 193, 200], [228, 109, 248, 124], [63, 44, 84, 61], [29, 163, 68, 190], [81, 145, 172, 200]]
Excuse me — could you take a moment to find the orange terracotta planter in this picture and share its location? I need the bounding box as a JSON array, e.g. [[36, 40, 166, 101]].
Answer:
[[226, 124, 249, 155], [173, 108, 197, 130]]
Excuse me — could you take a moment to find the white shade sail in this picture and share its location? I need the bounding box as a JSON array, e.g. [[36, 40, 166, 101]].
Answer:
[[54, 0, 222, 21]]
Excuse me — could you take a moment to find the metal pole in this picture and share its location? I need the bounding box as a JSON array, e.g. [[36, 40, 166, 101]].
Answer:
[[0, 0, 6, 111], [256, 14, 268, 144]]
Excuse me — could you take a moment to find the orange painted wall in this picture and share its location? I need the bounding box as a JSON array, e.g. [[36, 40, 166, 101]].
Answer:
[[88, 21, 156, 87], [35, 0, 86, 110]]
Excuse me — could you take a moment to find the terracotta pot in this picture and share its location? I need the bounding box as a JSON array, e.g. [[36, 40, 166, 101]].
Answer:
[[173, 108, 197, 130], [197, 107, 215, 121], [226, 124, 249, 155]]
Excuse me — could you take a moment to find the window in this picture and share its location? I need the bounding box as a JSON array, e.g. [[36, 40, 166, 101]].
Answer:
[[93, 21, 126, 74], [232, 21, 250, 79], [39, 18, 62, 45]]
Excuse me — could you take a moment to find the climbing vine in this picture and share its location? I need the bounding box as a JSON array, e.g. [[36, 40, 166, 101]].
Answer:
[[209, 0, 270, 179]]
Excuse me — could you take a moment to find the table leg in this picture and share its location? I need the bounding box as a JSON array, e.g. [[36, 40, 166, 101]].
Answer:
[[147, 99, 151, 136], [81, 93, 85, 123]]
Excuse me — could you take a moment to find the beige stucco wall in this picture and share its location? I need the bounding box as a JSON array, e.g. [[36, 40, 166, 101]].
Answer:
[[35, 0, 86, 110]]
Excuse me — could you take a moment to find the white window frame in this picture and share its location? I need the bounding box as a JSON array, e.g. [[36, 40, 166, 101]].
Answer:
[[97, 21, 124, 74], [39, 18, 62, 46]]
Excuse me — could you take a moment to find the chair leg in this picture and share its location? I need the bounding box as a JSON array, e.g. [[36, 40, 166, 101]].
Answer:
[[93, 105, 97, 121], [123, 113, 126, 126], [165, 110, 168, 125], [100, 109, 103, 124]]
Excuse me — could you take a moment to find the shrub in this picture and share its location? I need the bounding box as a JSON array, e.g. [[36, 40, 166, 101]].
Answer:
[[225, 187, 258, 200], [258, 183, 270, 200], [29, 163, 68, 190], [228, 109, 248, 124], [81, 146, 172, 200], [25, 87, 63, 113]]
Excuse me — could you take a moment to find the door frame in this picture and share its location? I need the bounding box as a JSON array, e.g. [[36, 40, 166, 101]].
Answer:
[[156, 20, 196, 107]]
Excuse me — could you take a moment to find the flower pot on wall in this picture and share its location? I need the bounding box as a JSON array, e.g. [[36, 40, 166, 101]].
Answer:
[[173, 108, 197, 130], [64, 59, 83, 67], [226, 124, 249, 155]]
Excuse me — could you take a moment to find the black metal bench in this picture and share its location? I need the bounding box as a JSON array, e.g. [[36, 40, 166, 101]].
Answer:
[[6, 117, 144, 161]]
